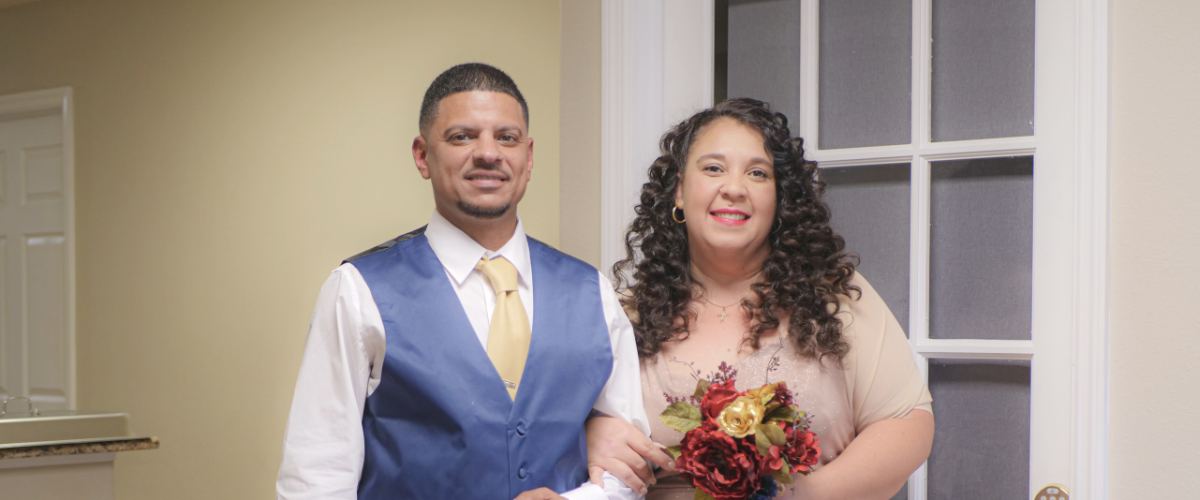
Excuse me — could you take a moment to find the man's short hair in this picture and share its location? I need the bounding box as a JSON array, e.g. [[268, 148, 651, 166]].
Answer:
[[419, 63, 530, 134]]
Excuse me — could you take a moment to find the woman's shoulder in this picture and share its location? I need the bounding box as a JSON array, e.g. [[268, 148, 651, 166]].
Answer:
[[835, 272, 933, 428], [835, 271, 893, 338]]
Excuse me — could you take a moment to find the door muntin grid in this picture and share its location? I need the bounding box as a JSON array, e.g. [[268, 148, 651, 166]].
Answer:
[[719, 0, 1038, 498]]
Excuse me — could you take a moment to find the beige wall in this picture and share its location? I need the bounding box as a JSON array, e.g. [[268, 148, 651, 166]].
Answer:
[[1110, 1, 1200, 497], [558, 0, 602, 268], [0, 0, 560, 498]]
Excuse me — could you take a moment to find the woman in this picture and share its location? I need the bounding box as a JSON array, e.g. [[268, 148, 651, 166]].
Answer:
[[587, 99, 933, 499]]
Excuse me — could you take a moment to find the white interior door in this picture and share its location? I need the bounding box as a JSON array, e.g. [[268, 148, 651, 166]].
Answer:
[[602, 0, 1109, 498], [0, 88, 76, 412]]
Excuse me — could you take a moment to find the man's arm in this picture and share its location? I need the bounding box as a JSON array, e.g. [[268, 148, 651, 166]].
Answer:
[[277, 265, 383, 500], [554, 272, 659, 500], [588, 273, 651, 437]]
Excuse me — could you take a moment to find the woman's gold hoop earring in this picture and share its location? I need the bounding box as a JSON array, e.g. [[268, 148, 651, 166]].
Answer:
[[671, 206, 686, 224]]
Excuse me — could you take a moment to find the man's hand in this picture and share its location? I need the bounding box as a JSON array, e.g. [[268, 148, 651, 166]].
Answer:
[[585, 415, 675, 493], [513, 487, 567, 500]]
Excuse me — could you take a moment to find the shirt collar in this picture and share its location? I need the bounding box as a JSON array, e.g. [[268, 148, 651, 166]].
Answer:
[[424, 210, 532, 289]]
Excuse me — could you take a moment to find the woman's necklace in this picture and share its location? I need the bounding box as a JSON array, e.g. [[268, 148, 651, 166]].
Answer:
[[702, 295, 746, 323]]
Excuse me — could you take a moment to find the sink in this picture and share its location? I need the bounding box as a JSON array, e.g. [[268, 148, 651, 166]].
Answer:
[[0, 411, 141, 449]]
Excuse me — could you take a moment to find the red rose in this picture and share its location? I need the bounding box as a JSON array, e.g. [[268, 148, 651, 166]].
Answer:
[[675, 420, 762, 500], [781, 423, 821, 473], [700, 380, 741, 420]]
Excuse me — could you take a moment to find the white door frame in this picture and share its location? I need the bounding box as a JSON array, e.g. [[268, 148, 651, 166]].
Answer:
[[0, 87, 77, 410], [599, 0, 715, 271], [599, 0, 1109, 497]]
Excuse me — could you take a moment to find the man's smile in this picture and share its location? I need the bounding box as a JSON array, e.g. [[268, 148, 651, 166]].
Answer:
[[465, 170, 509, 189]]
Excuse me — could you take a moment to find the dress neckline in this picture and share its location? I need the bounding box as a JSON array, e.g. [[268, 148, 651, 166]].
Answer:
[[652, 334, 790, 395]]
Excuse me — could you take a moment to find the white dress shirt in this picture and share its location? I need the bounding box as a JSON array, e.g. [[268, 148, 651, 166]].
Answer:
[[277, 212, 649, 500]]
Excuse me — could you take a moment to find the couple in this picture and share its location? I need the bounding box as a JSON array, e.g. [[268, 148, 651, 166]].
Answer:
[[276, 63, 933, 500]]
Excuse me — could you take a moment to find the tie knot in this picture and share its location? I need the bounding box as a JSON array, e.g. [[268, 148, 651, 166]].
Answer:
[[475, 256, 519, 294]]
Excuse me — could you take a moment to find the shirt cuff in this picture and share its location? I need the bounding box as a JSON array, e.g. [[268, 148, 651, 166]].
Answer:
[[560, 472, 645, 500], [560, 482, 606, 500]]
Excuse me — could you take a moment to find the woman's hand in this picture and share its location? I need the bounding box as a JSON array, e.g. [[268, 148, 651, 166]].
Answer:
[[585, 415, 676, 493]]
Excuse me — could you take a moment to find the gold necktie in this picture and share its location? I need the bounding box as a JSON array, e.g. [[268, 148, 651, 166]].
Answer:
[[475, 256, 531, 400]]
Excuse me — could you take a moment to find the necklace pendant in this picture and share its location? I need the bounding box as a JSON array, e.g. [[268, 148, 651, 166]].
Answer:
[[718, 309, 727, 322]]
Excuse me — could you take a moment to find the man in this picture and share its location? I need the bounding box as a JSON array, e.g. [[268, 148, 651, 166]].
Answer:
[[276, 63, 650, 500]]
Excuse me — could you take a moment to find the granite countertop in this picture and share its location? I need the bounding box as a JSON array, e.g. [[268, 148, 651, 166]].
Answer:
[[0, 436, 158, 460]]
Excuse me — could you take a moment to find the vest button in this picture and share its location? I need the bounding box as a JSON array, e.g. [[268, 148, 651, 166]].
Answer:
[[518, 467, 529, 479], [516, 422, 527, 436]]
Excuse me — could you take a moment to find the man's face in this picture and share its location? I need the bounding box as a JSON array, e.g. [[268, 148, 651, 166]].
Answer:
[[413, 90, 533, 226]]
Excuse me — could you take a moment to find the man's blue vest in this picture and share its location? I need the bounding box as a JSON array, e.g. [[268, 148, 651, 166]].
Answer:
[[346, 228, 614, 500]]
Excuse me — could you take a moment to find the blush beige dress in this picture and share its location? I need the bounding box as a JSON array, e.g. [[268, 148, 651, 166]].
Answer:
[[641, 274, 932, 499]]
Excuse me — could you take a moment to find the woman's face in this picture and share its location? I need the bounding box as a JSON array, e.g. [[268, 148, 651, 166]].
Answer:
[[675, 118, 777, 259]]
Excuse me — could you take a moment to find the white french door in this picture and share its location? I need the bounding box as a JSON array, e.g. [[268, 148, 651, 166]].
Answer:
[[0, 88, 77, 412], [601, 1, 1109, 498]]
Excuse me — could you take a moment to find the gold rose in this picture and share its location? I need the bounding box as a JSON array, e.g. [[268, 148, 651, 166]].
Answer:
[[745, 383, 778, 405], [716, 396, 766, 438]]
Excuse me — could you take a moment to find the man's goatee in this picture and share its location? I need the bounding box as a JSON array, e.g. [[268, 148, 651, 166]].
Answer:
[[458, 201, 510, 219]]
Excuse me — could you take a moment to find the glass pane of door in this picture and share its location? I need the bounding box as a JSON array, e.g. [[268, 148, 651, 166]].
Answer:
[[723, 0, 802, 126], [822, 163, 911, 333], [927, 359, 1031, 499], [929, 157, 1033, 340], [931, 0, 1035, 142], [818, 0, 911, 149]]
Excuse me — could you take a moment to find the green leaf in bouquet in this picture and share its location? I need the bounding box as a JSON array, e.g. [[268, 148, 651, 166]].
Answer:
[[693, 379, 712, 399], [666, 445, 682, 460], [756, 422, 787, 446], [759, 392, 775, 405], [765, 404, 795, 422], [755, 434, 772, 457], [694, 488, 718, 500], [659, 402, 703, 434], [772, 461, 795, 485]]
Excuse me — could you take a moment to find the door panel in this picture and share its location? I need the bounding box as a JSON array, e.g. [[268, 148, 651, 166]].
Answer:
[[25, 234, 68, 405]]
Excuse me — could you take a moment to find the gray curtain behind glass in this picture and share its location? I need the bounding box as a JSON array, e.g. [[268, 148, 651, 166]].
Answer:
[[819, 0, 911, 149], [726, 0, 802, 128]]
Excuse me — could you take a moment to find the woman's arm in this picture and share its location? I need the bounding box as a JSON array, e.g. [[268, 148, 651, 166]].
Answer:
[[800, 274, 933, 498], [587, 410, 932, 500], [792, 409, 933, 500]]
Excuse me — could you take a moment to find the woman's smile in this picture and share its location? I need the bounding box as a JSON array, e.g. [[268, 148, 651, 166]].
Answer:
[[710, 208, 750, 226]]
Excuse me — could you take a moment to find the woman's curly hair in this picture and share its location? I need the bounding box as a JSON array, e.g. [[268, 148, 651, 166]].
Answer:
[[612, 98, 859, 360]]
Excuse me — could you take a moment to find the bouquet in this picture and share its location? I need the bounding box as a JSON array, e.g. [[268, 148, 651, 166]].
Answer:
[[659, 362, 820, 500]]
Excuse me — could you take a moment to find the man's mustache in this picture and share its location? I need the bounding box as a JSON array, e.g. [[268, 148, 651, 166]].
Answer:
[[464, 164, 511, 180]]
